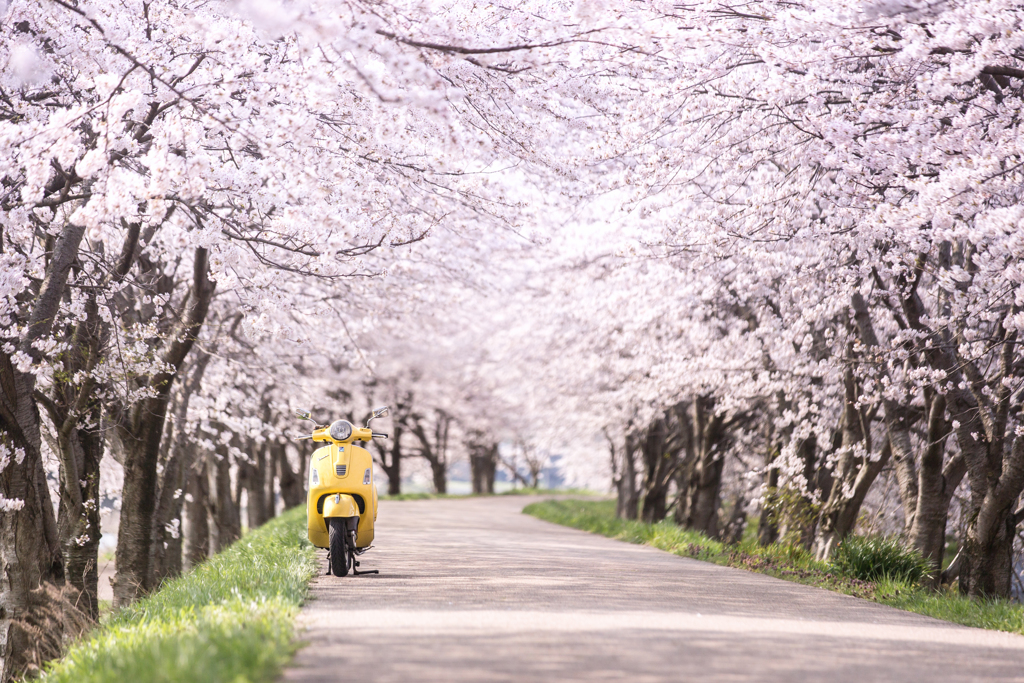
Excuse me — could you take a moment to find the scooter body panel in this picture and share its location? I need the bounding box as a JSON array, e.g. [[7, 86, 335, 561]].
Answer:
[[307, 442, 377, 549], [322, 494, 359, 518]]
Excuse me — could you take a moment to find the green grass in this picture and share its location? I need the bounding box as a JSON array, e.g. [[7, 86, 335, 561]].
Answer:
[[876, 580, 1024, 631], [524, 499, 1024, 635], [497, 485, 598, 497], [831, 534, 933, 584], [40, 506, 317, 683]]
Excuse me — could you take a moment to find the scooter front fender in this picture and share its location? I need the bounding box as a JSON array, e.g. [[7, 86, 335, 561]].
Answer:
[[322, 493, 360, 519]]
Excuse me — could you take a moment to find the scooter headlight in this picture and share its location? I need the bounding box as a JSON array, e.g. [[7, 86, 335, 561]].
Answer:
[[329, 419, 353, 441]]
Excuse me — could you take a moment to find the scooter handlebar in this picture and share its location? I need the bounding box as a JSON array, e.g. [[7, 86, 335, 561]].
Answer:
[[294, 426, 387, 443]]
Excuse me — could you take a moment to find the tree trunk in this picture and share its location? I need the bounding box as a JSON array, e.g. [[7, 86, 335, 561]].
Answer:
[[411, 411, 451, 495], [673, 422, 697, 528], [375, 424, 403, 496], [150, 433, 188, 585], [777, 435, 819, 549], [483, 446, 496, 493], [851, 292, 923, 530], [184, 460, 210, 570], [208, 447, 241, 553], [616, 431, 639, 520], [57, 422, 103, 620], [0, 402, 63, 681], [640, 415, 673, 523], [151, 352, 210, 584], [813, 361, 893, 560], [852, 287, 1021, 597], [262, 440, 276, 522], [688, 453, 725, 537], [721, 494, 748, 544], [30, 292, 106, 623], [1, 219, 86, 680], [960, 504, 1016, 598], [908, 394, 966, 584], [111, 249, 214, 606], [684, 396, 727, 538], [957, 424, 1024, 598], [814, 441, 892, 561], [112, 393, 171, 606], [275, 442, 305, 509], [244, 441, 271, 529], [757, 436, 780, 546], [470, 442, 497, 495], [430, 461, 447, 495], [528, 462, 542, 489]]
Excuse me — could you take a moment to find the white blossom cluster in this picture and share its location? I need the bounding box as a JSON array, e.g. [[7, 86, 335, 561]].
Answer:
[[3, 0, 1023, 539]]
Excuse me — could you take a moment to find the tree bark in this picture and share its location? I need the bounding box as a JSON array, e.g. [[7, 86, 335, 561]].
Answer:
[[275, 442, 305, 509], [639, 414, 672, 523], [815, 441, 892, 560], [859, 253, 1023, 598], [375, 424, 404, 496], [38, 221, 143, 626], [851, 292, 922, 533], [411, 411, 451, 495], [150, 352, 210, 585], [1, 218, 87, 681], [684, 396, 728, 538], [957, 415, 1024, 597], [430, 462, 447, 495], [112, 248, 215, 606], [961, 501, 1017, 598], [813, 361, 891, 560], [908, 394, 966, 584], [183, 460, 210, 570], [56, 419, 103, 620], [778, 435, 820, 550], [616, 431, 639, 520], [208, 444, 241, 553], [757, 423, 781, 546], [668, 401, 705, 532], [243, 441, 272, 530], [469, 442, 497, 494], [483, 447, 497, 493], [721, 494, 748, 544], [756, 463, 780, 546]]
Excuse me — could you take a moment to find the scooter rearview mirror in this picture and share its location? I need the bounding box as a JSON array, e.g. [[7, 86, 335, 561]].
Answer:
[[295, 409, 312, 421], [373, 406, 389, 419]]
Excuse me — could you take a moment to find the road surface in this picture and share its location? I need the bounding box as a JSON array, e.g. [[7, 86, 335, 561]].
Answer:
[[282, 496, 1024, 682]]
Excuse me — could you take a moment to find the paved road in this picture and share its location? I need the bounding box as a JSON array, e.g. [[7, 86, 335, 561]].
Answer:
[[282, 497, 1024, 682]]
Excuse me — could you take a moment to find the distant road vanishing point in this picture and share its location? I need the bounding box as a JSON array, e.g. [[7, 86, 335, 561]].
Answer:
[[282, 496, 1024, 683]]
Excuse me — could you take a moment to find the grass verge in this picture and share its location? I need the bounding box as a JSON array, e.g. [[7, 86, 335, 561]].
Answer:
[[523, 499, 1024, 635], [40, 505, 317, 683]]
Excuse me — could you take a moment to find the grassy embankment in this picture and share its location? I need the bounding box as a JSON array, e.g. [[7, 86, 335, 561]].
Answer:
[[524, 498, 1024, 634], [39, 505, 317, 683]]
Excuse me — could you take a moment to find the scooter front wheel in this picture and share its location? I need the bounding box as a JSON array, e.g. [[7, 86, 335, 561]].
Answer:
[[328, 518, 351, 577]]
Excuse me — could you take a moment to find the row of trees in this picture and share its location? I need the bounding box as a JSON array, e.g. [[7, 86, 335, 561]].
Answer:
[[0, 0, 575, 676], [4, 0, 1024, 679], [504, 0, 1024, 602]]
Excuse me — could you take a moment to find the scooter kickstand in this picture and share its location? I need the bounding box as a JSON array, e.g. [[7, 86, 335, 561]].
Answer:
[[351, 557, 379, 576]]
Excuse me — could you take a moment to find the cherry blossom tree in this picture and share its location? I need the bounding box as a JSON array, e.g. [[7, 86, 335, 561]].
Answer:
[[7, 1, 1024, 677]]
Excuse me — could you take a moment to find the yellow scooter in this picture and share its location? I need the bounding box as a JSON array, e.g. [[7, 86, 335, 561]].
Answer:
[[295, 407, 389, 576]]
